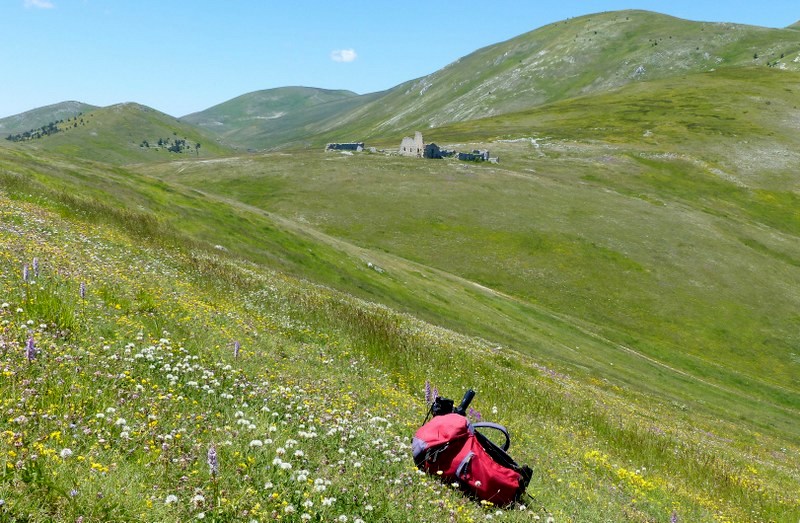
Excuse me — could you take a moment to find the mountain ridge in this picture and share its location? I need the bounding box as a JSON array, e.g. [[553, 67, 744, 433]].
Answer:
[[4, 9, 800, 154]]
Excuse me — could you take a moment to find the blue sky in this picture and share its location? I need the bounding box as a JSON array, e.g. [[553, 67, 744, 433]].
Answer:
[[1, 0, 798, 118]]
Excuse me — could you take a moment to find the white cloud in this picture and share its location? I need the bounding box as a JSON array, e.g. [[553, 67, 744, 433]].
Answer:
[[24, 0, 55, 8], [330, 49, 357, 63]]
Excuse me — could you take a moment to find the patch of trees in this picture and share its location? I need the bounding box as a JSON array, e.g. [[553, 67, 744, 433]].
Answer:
[[6, 121, 61, 142], [5, 113, 87, 142], [140, 136, 201, 155]]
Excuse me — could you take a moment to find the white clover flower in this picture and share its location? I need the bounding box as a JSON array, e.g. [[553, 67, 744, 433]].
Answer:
[[294, 450, 304, 458], [196, 513, 205, 520], [280, 462, 292, 470], [302, 499, 313, 508], [275, 447, 286, 455], [165, 494, 178, 504], [249, 440, 263, 447], [364, 504, 373, 511], [284, 505, 295, 514], [322, 497, 336, 506], [301, 514, 312, 521], [59, 448, 73, 459], [115, 418, 127, 426], [338, 516, 348, 522], [1, 303, 9, 308], [191, 494, 205, 505], [264, 481, 273, 489]]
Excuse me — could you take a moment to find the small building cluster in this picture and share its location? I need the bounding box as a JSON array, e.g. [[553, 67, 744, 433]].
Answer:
[[322, 132, 499, 164], [399, 131, 495, 163]]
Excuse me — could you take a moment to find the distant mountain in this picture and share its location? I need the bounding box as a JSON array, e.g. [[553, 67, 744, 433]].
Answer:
[[0, 101, 98, 136], [181, 87, 381, 150], [302, 10, 800, 145], [6, 10, 800, 154], [8, 102, 234, 164]]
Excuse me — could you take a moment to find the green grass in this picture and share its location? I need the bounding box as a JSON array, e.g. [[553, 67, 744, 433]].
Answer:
[[1, 190, 798, 522]]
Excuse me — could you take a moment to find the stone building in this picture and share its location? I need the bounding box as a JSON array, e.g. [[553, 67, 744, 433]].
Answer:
[[457, 149, 490, 162], [399, 131, 424, 157], [326, 142, 364, 152]]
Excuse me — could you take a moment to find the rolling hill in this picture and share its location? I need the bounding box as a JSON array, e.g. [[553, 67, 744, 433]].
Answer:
[[181, 86, 382, 150], [263, 10, 800, 148], [2, 102, 235, 164], [0, 100, 97, 137]]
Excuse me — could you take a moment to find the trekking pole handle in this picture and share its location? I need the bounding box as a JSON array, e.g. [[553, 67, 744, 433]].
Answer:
[[454, 389, 475, 416]]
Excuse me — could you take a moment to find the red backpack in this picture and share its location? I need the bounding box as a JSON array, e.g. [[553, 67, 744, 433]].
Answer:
[[412, 392, 532, 506]]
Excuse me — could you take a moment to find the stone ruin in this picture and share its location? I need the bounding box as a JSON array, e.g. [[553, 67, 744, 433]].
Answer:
[[399, 131, 424, 157], [326, 142, 364, 152]]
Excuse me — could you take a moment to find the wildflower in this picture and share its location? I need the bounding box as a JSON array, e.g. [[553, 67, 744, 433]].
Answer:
[[468, 407, 482, 422], [79, 282, 86, 300], [207, 445, 218, 476], [284, 506, 296, 514], [322, 497, 336, 506], [115, 418, 127, 426], [301, 514, 312, 521], [424, 380, 432, 404], [22, 265, 29, 282], [546, 516, 555, 523], [25, 337, 36, 362], [249, 440, 263, 447], [233, 341, 240, 358], [32, 258, 39, 278], [338, 516, 348, 522], [264, 481, 273, 489], [191, 494, 205, 506], [60, 448, 73, 459], [670, 511, 678, 523], [165, 494, 178, 504], [196, 512, 205, 520]]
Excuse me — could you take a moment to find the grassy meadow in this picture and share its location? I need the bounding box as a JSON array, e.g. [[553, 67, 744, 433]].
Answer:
[[1, 164, 799, 522], [0, 10, 798, 521]]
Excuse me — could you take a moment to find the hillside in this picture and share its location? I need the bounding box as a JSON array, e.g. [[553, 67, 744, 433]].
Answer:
[[0, 100, 98, 137], [2, 103, 235, 164], [181, 87, 381, 151], [299, 10, 800, 147], [1, 150, 799, 522]]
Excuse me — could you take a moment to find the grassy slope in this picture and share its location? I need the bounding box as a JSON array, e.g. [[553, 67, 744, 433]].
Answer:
[[2, 103, 234, 165], [180, 87, 381, 151], [0, 101, 98, 136], [300, 10, 800, 147], [1, 172, 799, 522], [135, 67, 800, 442]]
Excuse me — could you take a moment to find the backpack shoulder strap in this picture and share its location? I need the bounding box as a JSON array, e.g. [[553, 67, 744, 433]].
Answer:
[[471, 422, 511, 451]]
